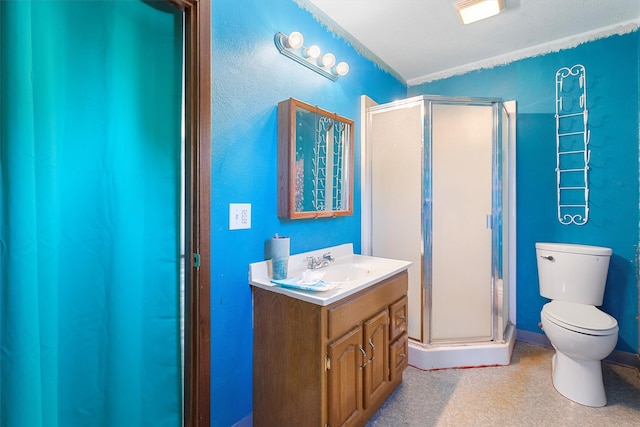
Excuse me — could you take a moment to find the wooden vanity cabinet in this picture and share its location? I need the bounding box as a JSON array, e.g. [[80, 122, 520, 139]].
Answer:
[[253, 270, 408, 427]]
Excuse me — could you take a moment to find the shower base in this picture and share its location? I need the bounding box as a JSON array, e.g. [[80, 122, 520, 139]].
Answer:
[[408, 323, 516, 370]]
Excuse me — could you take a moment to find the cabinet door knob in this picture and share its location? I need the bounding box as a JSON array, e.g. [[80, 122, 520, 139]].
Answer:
[[368, 339, 376, 362]]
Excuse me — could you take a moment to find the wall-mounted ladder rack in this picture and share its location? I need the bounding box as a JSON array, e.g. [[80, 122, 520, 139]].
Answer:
[[555, 64, 589, 225]]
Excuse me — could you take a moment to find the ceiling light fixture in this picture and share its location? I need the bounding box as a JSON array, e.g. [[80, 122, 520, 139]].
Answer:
[[274, 31, 349, 81], [454, 0, 504, 25]]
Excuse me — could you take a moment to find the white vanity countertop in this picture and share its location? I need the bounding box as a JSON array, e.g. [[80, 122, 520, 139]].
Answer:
[[248, 243, 412, 306]]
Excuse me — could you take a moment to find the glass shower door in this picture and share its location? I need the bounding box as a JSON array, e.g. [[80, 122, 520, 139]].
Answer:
[[428, 102, 494, 343]]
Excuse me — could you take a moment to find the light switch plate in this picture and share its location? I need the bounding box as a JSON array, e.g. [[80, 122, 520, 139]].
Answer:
[[229, 203, 251, 230]]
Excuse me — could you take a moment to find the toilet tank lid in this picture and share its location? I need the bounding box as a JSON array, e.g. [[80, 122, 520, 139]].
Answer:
[[535, 242, 612, 256]]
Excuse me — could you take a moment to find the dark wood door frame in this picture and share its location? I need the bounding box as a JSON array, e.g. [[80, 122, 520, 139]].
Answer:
[[163, 0, 211, 426]]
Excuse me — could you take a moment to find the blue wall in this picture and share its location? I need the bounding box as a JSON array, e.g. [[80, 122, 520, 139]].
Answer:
[[211, 1, 639, 423], [210, 1, 405, 425], [409, 33, 640, 356]]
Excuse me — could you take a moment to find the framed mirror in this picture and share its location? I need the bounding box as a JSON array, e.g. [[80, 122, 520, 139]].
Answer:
[[277, 98, 354, 219]]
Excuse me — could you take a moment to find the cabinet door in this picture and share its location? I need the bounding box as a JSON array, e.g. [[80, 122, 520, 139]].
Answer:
[[390, 333, 408, 383], [328, 326, 364, 427], [363, 309, 389, 409]]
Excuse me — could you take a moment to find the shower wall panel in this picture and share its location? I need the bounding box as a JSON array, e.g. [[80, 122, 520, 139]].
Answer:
[[370, 101, 424, 340]]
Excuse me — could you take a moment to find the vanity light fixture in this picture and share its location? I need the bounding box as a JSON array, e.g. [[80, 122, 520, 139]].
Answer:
[[454, 0, 504, 25], [274, 31, 349, 81], [284, 31, 304, 49], [304, 45, 321, 59], [321, 52, 336, 68], [334, 61, 350, 77]]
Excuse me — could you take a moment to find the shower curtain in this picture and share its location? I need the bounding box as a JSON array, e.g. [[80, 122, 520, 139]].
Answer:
[[1, 1, 183, 426]]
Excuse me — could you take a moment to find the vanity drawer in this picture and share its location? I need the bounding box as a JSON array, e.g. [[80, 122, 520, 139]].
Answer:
[[389, 333, 408, 382], [389, 296, 408, 341], [327, 271, 407, 341]]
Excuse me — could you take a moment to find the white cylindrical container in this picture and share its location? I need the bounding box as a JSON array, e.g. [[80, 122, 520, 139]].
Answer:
[[271, 234, 290, 280]]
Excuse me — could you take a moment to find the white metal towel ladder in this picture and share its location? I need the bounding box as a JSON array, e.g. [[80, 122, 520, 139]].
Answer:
[[555, 64, 589, 225]]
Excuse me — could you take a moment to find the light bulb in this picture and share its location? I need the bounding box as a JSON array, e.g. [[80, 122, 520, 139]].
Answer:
[[335, 62, 349, 76], [321, 53, 336, 68], [286, 31, 304, 49], [304, 45, 321, 59]]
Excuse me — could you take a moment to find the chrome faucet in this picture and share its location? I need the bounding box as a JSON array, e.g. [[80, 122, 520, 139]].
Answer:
[[306, 252, 335, 269]]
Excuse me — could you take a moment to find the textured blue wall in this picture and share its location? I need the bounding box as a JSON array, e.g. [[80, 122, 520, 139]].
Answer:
[[211, 3, 639, 422], [409, 32, 640, 355], [210, 1, 405, 425]]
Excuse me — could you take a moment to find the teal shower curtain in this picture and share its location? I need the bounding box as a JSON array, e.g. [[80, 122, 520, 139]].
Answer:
[[1, 1, 183, 426]]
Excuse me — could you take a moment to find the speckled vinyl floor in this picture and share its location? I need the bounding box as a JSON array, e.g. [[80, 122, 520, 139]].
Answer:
[[366, 341, 640, 427]]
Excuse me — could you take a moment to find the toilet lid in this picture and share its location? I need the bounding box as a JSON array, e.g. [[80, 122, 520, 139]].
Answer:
[[542, 301, 618, 336]]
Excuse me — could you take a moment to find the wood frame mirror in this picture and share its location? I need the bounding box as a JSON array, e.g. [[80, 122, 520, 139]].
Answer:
[[278, 98, 354, 219]]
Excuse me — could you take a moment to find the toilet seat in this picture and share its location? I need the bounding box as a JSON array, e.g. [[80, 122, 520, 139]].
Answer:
[[542, 301, 618, 336]]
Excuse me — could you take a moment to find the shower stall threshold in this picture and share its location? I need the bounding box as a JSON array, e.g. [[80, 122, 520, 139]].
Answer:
[[408, 323, 516, 370]]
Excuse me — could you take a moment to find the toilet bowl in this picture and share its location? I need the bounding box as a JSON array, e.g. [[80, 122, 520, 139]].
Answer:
[[541, 300, 618, 407], [535, 242, 618, 407]]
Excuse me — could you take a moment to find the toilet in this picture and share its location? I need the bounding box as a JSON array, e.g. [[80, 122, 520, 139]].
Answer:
[[536, 242, 618, 407]]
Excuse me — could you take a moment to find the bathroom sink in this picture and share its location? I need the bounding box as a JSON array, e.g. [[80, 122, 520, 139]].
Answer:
[[284, 263, 374, 290], [321, 264, 372, 282], [249, 243, 412, 305]]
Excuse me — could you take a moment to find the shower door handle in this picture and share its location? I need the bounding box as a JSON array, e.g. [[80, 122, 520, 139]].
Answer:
[[486, 214, 492, 229]]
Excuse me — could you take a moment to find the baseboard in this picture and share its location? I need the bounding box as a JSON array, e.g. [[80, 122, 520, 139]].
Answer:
[[516, 328, 552, 347], [516, 328, 640, 369]]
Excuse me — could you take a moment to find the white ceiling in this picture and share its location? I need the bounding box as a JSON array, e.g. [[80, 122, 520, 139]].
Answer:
[[303, 0, 640, 85]]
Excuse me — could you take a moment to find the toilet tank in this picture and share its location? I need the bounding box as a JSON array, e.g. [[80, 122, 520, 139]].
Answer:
[[536, 242, 612, 306]]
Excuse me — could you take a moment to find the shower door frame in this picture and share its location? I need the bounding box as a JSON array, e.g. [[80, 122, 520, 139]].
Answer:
[[424, 97, 503, 346], [363, 95, 516, 347]]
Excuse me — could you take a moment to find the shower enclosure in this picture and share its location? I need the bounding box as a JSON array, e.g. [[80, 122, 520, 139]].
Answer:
[[362, 95, 516, 370]]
